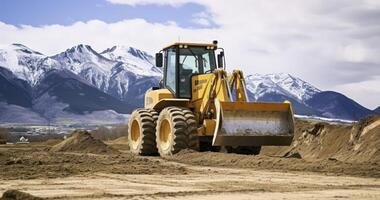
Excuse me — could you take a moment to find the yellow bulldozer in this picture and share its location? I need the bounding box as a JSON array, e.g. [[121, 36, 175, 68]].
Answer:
[[128, 41, 294, 156]]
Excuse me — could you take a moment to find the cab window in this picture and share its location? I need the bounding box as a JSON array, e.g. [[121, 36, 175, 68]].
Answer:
[[165, 48, 176, 93], [178, 46, 216, 98]]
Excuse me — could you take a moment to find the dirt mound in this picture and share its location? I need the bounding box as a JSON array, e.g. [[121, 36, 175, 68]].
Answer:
[[1, 190, 43, 200], [107, 136, 128, 144], [105, 136, 129, 151], [346, 115, 380, 162], [262, 116, 380, 163], [50, 130, 118, 154]]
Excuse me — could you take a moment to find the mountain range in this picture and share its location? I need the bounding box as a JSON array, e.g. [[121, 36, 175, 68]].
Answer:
[[245, 74, 375, 120], [0, 43, 377, 124]]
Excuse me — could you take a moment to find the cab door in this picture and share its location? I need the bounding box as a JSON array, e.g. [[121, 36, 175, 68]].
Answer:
[[164, 48, 177, 95]]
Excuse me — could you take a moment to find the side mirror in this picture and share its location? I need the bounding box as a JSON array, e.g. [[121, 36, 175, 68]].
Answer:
[[159, 79, 164, 88], [217, 51, 224, 68], [155, 53, 163, 67]]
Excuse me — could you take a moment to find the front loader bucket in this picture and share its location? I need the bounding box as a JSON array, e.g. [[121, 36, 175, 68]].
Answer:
[[212, 100, 294, 146]]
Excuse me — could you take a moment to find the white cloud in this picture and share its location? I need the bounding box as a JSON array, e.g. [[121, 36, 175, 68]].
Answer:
[[192, 18, 210, 26], [342, 43, 369, 62], [333, 76, 380, 109], [1, 0, 379, 109], [0, 19, 217, 56], [191, 12, 212, 26]]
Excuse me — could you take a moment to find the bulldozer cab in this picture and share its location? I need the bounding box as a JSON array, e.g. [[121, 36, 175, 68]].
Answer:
[[156, 42, 218, 98]]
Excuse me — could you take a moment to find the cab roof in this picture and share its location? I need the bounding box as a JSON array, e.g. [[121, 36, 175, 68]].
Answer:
[[163, 42, 217, 50]]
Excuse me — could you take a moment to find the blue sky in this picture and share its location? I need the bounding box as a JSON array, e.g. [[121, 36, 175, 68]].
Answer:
[[0, 0, 212, 28]]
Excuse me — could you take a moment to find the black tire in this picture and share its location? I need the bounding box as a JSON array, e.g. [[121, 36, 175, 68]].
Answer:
[[156, 107, 199, 156], [225, 146, 261, 155], [128, 108, 158, 155]]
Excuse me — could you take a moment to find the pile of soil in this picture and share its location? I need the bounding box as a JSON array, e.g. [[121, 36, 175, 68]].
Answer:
[[105, 136, 129, 151], [262, 115, 380, 163], [50, 130, 118, 154], [347, 115, 380, 162], [0, 190, 43, 200], [108, 136, 128, 144]]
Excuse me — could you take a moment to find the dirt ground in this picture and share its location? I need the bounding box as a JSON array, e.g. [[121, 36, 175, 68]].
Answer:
[[0, 116, 379, 199]]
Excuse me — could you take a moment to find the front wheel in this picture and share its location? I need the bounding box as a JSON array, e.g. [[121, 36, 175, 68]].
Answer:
[[127, 109, 158, 155], [156, 107, 199, 156]]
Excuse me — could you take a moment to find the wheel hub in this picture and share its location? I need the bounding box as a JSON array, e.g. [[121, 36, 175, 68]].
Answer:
[[131, 119, 140, 144], [159, 119, 172, 151]]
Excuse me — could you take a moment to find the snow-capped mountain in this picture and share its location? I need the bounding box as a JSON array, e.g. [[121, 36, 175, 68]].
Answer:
[[245, 73, 375, 120], [50, 44, 118, 94], [52, 44, 162, 100], [0, 66, 33, 107], [52, 44, 114, 74], [0, 43, 162, 101], [101, 45, 161, 76], [246, 73, 321, 102], [33, 69, 131, 119], [0, 43, 163, 123], [0, 44, 55, 85]]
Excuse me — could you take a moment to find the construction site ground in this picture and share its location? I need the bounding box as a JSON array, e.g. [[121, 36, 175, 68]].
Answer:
[[0, 116, 379, 199]]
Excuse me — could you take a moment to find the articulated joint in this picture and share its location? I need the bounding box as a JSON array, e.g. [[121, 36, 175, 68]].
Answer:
[[213, 68, 228, 78], [232, 69, 245, 79]]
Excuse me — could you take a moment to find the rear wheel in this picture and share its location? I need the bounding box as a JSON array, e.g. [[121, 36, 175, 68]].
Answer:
[[128, 108, 158, 155], [156, 107, 199, 156], [225, 146, 261, 155]]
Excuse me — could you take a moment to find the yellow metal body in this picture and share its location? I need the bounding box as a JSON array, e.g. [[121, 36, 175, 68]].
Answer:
[[145, 89, 173, 109], [229, 70, 249, 102]]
